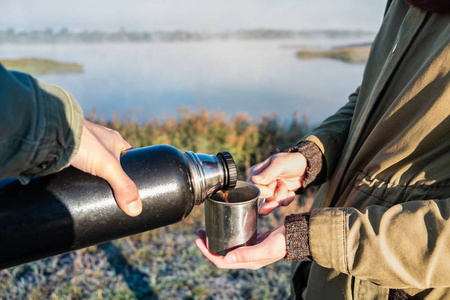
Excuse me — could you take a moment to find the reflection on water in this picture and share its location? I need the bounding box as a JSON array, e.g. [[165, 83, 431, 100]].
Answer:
[[1, 37, 373, 124]]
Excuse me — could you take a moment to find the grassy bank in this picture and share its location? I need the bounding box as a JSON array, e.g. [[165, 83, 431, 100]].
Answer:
[[297, 44, 371, 64], [0, 58, 83, 75], [0, 107, 315, 299]]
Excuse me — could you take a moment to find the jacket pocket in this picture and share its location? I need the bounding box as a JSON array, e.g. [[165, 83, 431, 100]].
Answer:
[[343, 171, 450, 209]]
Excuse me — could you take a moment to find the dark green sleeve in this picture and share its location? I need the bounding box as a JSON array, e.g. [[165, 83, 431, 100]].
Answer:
[[0, 64, 84, 183]]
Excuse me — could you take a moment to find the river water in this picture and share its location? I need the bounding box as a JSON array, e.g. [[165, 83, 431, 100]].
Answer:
[[1, 36, 374, 124]]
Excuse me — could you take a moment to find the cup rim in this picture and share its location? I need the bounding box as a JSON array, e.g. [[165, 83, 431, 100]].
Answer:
[[206, 181, 260, 206]]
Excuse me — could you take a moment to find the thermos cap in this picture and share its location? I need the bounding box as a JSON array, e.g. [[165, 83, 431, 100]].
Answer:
[[217, 151, 237, 190]]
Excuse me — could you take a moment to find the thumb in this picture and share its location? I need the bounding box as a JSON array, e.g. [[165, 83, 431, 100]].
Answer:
[[224, 226, 286, 265], [224, 244, 268, 264], [224, 249, 250, 264], [97, 158, 142, 217]]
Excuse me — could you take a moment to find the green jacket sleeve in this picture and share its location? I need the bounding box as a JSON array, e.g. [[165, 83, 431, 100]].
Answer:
[[301, 87, 359, 180], [309, 199, 450, 289], [0, 64, 84, 183]]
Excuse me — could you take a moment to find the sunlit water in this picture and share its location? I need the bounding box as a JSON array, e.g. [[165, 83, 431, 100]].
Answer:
[[1, 36, 374, 124]]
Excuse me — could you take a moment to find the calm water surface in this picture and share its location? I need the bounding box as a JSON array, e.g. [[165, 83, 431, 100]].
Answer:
[[1, 37, 374, 124]]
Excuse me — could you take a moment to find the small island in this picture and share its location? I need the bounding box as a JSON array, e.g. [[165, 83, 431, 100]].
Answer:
[[0, 58, 83, 75], [296, 44, 371, 64]]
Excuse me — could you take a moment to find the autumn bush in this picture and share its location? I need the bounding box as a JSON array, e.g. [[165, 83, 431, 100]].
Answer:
[[89, 106, 311, 179]]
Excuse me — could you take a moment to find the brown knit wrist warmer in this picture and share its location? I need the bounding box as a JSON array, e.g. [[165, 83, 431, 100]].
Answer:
[[286, 141, 326, 192], [284, 213, 312, 262]]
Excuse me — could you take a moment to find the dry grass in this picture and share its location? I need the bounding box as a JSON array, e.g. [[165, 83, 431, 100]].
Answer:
[[1, 58, 83, 75], [297, 44, 371, 64]]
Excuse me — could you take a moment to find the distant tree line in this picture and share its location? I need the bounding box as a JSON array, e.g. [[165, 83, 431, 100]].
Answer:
[[0, 28, 375, 44]]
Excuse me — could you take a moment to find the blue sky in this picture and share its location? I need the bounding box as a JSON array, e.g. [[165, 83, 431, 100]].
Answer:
[[1, 0, 387, 32]]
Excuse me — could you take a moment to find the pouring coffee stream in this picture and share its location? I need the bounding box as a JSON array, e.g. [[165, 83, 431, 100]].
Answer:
[[221, 190, 230, 203]]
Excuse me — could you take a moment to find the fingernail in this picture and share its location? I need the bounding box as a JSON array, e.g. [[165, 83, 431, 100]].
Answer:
[[225, 253, 237, 264], [251, 175, 261, 183], [120, 147, 134, 157], [127, 200, 142, 216]]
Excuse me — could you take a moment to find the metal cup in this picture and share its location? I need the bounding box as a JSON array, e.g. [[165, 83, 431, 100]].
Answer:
[[205, 181, 260, 255]]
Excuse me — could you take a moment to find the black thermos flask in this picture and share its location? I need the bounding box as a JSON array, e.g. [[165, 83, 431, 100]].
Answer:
[[0, 144, 237, 270]]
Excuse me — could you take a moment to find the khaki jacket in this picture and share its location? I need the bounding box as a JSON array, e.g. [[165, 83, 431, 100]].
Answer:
[[294, 1, 450, 299], [0, 65, 84, 183]]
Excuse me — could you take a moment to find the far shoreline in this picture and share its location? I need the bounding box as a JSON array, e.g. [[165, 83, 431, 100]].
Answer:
[[0, 58, 83, 75], [295, 43, 372, 64]]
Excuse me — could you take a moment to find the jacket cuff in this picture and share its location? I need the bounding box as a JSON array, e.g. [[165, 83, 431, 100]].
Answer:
[[20, 81, 84, 180], [284, 213, 312, 262], [309, 208, 347, 273], [287, 141, 327, 190]]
